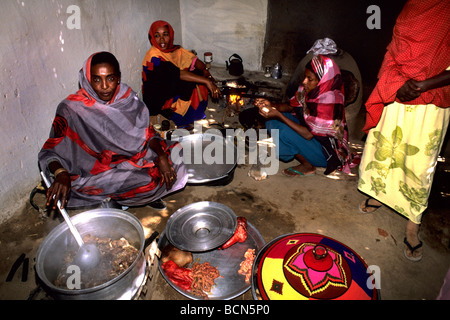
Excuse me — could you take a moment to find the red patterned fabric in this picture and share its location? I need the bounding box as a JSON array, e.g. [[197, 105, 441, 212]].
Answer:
[[290, 55, 346, 138], [363, 0, 450, 133]]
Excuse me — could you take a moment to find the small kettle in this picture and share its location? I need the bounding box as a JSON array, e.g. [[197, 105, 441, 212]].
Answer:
[[271, 63, 282, 79], [226, 53, 244, 76]]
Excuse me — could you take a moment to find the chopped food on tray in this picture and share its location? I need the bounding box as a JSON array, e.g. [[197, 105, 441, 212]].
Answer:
[[238, 248, 255, 283], [161, 258, 222, 299], [191, 262, 222, 299]]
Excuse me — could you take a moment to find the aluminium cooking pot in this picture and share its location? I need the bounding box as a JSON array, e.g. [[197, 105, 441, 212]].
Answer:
[[35, 208, 146, 300]]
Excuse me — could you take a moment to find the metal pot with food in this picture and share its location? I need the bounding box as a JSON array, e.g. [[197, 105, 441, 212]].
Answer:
[[35, 208, 147, 300]]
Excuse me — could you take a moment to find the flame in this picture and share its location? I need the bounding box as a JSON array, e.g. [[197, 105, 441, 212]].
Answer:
[[229, 94, 244, 106]]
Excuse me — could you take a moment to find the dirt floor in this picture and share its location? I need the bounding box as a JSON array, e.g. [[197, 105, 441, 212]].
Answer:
[[0, 86, 449, 301]]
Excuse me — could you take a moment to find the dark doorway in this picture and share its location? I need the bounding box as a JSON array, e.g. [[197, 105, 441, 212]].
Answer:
[[262, 0, 406, 98]]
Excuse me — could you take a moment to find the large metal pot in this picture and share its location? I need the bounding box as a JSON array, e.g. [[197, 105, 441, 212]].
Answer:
[[35, 208, 146, 300]]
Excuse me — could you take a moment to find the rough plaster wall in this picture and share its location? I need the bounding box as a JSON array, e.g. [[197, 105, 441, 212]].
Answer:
[[179, 0, 268, 72], [0, 0, 181, 223]]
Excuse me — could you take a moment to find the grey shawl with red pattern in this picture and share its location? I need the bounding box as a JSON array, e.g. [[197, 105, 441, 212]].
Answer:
[[39, 54, 187, 208]]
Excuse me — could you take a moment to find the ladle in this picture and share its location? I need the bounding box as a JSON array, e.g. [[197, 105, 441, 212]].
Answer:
[[40, 172, 101, 270]]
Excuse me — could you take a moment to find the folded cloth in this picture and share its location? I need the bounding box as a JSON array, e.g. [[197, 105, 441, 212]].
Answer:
[[307, 38, 338, 55]]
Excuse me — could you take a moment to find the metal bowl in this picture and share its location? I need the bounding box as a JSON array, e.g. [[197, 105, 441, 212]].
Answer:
[[165, 201, 237, 252], [170, 133, 237, 184]]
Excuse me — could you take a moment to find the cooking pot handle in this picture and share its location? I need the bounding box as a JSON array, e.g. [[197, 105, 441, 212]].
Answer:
[[144, 231, 159, 250], [229, 53, 243, 62], [144, 230, 161, 267]]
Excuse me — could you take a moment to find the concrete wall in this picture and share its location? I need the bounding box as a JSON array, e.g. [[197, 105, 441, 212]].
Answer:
[[180, 0, 268, 72], [0, 0, 270, 224], [0, 0, 181, 223]]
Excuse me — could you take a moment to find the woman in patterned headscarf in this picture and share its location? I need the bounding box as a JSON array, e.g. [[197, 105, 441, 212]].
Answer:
[[255, 54, 350, 176], [142, 20, 220, 128], [39, 52, 188, 210]]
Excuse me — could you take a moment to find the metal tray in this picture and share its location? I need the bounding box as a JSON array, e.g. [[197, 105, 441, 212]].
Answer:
[[170, 133, 237, 184], [158, 221, 265, 300], [165, 201, 237, 252]]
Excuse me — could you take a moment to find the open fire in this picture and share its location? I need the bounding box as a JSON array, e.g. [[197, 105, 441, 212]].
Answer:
[[228, 94, 245, 111], [217, 76, 285, 121]]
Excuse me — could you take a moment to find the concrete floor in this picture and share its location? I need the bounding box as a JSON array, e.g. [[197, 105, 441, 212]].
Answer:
[[0, 74, 449, 301]]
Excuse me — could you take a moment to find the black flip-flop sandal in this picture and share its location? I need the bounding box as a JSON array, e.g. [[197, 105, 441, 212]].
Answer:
[[403, 237, 423, 262], [359, 198, 382, 214]]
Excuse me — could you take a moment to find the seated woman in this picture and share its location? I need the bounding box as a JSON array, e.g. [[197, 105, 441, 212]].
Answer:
[[142, 20, 220, 128], [255, 55, 351, 176], [38, 51, 187, 211]]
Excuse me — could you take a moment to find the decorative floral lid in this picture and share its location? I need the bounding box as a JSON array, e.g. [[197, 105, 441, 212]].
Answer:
[[252, 233, 378, 300]]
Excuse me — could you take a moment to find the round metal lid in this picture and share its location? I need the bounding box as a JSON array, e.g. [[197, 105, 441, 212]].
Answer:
[[165, 201, 237, 252]]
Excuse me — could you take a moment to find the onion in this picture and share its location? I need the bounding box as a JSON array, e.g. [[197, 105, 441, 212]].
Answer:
[[161, 244, 193, 267]]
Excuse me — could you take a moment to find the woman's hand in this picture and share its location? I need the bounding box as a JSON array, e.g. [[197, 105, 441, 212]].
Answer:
[[396, 79, 423, 102], [397, 71, 450, 102], [397, 70, 450, 102], [254, 98, 281, 119], [156, 154, 177, 190], [179, 69, 220, 99], [206, 79, 221, 100], [254, 98, 313, 140], [149, 139, 177, 190], [46, 171, 71, 210]]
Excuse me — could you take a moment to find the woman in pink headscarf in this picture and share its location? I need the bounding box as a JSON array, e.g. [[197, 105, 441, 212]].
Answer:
[[255, 55, 351, 176]]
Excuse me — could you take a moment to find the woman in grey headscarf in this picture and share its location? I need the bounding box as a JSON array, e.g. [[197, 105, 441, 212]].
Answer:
[[39, 52, 187, 210]]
